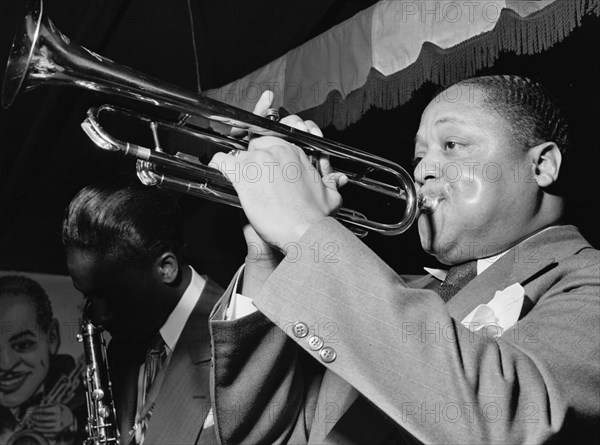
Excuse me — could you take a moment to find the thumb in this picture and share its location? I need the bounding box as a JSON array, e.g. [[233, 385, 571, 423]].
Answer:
[[253, 90, 274, 117], [231, 90, 274, 139]]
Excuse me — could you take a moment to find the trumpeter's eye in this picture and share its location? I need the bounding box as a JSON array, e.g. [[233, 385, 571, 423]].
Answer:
[[444, 141, 462, 150]]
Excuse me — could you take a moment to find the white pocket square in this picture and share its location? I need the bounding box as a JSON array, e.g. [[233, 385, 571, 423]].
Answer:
[[461, 283, 525, 337]]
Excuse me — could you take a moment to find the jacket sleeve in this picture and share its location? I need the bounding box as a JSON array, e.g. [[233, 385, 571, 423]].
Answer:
[[209, 276, 323, 445], [250, 217, 600, 444]]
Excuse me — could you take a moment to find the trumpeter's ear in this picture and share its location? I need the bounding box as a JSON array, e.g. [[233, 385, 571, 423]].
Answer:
[[527, 142, 562, 188]]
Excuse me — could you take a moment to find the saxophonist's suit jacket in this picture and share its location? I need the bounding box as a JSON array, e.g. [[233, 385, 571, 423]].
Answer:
[[209, 220, 600, 444], [109, 276, 223, 445]]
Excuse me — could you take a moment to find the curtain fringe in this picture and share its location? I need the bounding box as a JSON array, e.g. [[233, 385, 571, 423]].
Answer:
[[301, 0, 599, 130]]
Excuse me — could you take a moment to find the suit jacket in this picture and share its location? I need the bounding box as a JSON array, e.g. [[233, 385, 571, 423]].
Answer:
[[209, 220, 600, 444], [110, 276, 223, 445]]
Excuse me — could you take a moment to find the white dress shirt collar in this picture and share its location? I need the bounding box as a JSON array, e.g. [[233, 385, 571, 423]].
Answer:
[[424, 226, 559, 281], [159, 266, 206, 353]]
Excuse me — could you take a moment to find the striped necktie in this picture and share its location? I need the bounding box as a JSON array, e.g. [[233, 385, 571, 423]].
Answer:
[[131, 335, 168, 445], [436, 260, 477, 302]]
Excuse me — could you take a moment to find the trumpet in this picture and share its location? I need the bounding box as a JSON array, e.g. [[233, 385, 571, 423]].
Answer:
[[2, 0, 419, 236]]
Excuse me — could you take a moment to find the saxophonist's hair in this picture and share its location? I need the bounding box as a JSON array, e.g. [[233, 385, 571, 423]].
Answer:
[[62, 179, 184, 264]]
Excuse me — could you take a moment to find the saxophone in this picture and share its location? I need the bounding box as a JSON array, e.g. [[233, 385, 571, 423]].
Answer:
[[78, 316, 121, 445]]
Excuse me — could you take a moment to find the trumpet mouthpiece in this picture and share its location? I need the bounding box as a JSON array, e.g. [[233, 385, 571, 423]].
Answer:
[[417, 193, 442, 215]]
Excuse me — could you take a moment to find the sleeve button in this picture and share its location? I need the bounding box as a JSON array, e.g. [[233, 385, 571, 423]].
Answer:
[[307, 335, 324, 351], [319, 347, 337, 363], [292, 322, 309, 338]]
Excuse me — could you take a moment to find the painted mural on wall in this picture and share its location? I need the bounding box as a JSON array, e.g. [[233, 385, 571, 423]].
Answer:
[[0, 272, 89, 445]]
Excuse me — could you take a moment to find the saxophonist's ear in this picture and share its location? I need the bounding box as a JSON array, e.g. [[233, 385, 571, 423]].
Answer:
[[156, 252, 179, 284]]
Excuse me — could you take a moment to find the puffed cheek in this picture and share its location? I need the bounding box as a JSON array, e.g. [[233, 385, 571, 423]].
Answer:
[[455, 175, 485, 205]]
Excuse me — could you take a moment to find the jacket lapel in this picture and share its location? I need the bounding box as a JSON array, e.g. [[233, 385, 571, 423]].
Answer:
[[446, 225, 588, 322], [142, 277, 223, 445], [107, 340, 143, 445]]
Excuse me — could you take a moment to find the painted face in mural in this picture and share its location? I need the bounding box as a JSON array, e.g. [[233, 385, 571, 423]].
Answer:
[[0, 294, 59, 408]]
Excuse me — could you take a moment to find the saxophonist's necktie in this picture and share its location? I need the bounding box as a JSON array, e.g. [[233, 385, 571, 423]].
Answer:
[[131, 335, 168, 445], [436, 261, 477, 302]]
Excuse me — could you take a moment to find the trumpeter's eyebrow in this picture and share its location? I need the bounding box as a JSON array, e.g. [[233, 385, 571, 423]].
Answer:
[[434, 116, 467, 126], [414, 116, 470, 147]]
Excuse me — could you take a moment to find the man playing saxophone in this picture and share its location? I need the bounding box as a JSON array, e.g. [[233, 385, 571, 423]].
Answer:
[[62, 181, 222, 445]]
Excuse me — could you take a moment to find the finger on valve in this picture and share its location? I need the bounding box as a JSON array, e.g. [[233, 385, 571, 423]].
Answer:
[[304, 119, 323, 137], [278, 115, 323, 137], [279, 115, 309, 132], [322, 172, 349, 191], [279, 116, 325, 172]]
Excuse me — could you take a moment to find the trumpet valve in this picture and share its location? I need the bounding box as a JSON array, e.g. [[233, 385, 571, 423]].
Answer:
[[265, 108, 280, 121]]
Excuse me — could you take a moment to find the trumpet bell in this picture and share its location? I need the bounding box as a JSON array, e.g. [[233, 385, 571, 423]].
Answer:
[[3, 0, 419, 236], [2, 0, 42, 109]]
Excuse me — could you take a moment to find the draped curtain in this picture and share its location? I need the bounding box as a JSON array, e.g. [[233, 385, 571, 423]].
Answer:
[[206, 0, 599, 129]]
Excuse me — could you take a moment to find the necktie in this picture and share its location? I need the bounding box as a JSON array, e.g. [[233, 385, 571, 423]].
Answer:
[[131, 335, 168, 445], [436, 260, 477, 302], [143, 336, 167, 398]]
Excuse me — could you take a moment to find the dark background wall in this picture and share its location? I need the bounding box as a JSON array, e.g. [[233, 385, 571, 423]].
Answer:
[[0, 0, 598, 289]]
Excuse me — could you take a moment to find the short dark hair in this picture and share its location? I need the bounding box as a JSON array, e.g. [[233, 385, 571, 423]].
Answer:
[[62, 181, 185, 264], [454, 75, 571, 155], [0, 275, 53, 333]]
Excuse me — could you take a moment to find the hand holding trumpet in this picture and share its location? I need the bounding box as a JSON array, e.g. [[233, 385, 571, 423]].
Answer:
[[211, 91, 348, 250]]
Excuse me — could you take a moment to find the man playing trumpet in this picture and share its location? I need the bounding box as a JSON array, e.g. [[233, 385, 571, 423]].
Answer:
[[208, 75, 599, 444]]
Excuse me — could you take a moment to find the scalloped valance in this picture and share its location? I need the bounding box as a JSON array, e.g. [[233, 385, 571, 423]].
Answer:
[[206, 0, 599, 129]]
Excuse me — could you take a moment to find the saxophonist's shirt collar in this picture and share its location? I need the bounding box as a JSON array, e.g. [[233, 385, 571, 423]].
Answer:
[[159, 266, 205, 353]]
